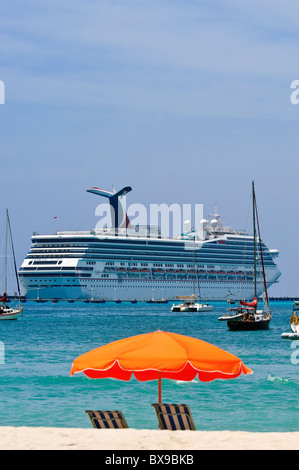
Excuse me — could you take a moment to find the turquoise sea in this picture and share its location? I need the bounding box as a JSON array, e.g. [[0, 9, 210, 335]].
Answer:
[[0, 300, 298, 432]]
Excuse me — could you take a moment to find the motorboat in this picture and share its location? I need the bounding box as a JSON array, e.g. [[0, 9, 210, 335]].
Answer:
[[171, 295, 213, 312], [281, 302, 299, 339]]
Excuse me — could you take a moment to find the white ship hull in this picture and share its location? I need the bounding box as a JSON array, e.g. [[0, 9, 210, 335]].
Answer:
[[19, 261, 280, 301]]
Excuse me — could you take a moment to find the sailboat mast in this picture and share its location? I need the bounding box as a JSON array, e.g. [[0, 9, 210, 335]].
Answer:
[[252, 181, 257, 299], [255, 195, 270, 311], [4, 209, 8, 296], [7, 210, 21, 297], [193, 236, 196, 297]]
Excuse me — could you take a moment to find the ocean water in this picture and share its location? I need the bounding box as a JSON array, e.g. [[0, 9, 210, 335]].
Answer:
[[0, 300, 298, 432]]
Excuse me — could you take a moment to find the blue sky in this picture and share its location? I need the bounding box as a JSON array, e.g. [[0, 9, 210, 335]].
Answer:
[[1, 0, 299, 295]]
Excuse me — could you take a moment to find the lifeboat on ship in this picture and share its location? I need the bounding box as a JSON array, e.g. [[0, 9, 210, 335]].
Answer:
[[218, 271, 227, 277], [152, 269, 165, 277], [197, 270, 207, 278], [128, 268, 140, 277], [116, 267, 127, 278], [176, 269, 186, 277], [140, 268, 150, 277]]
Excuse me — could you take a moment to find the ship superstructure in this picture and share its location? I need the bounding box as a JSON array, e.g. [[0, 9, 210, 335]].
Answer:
[[18, 186, 281, 301]]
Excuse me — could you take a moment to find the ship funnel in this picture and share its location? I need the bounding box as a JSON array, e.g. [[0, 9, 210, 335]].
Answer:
[[87, 186, 132, 229]]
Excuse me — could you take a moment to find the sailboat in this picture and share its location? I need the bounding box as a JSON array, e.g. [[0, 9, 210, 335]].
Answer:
[[0, 210, 23, 320], [171, 294, 213, 312], [218, 182, 272, 330]]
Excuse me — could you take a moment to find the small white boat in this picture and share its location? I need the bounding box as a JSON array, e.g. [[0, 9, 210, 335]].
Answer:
[[281, 302, 299, 339], [180, 302, 213, 312], [218, 311, 244, 322], [171, 295, 194, 312], [171, 295, 213, 312], [0, 304, 22, 320], [281, 332, 299, 340]]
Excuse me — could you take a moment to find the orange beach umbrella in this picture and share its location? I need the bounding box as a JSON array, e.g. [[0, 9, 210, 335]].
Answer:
[[70, 330, 252, 403]]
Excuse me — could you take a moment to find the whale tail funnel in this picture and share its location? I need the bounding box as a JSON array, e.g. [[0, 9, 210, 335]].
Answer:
[[87, 186, 132, 229]]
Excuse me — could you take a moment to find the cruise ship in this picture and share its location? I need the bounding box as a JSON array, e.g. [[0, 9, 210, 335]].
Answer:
[[18, 186, 281, 301]]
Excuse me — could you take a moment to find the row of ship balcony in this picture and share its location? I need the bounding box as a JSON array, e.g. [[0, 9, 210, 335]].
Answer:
[[106, 267, 256, 280], [20, 265, 259, 281]]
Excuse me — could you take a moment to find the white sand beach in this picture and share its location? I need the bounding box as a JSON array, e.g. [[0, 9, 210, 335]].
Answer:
[[0, 427, 298, 450]]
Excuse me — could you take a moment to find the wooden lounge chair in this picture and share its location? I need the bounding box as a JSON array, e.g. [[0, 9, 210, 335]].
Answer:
[[151, 403, 196, 430], [85, 410, 129, 429]]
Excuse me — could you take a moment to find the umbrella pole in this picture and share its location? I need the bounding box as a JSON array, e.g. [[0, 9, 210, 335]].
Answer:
[[158, 372, 162, 404]]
